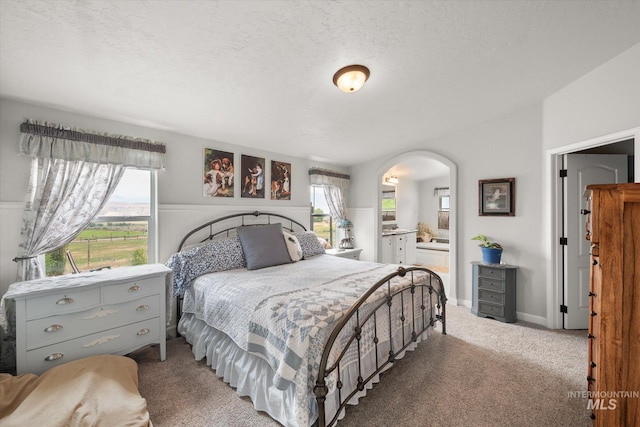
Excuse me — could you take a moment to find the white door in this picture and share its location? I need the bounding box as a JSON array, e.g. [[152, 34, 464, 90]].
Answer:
[[563, 154, 627, 329]]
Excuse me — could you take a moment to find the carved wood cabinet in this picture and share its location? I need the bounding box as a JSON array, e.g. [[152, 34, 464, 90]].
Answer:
[[584, 183, 640, 426]]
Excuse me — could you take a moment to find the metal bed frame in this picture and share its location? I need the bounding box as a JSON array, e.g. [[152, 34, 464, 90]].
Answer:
[[173, 211, 447, 427], [177, 210, 308, 251]]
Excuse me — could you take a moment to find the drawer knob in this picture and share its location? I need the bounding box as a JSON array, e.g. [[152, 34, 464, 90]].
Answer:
[[580, 209, 591, 215], [44, 324, 63, 333], [44, 352, 63, 362], [590, 361, 596, 368], [587, 375, 595, 383], [128, 285, 141, 292], [587, 333, 595, 339], [56, 297, 74, 305], [588, 292, 597, 297], [591, 311, 597, 317], [136, 304, 150, 311], [592, 259, 598, 266], [137, 328, 150, 336]]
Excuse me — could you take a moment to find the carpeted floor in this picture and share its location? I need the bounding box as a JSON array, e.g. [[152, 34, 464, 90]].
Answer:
[[130, 305, 591, 427]]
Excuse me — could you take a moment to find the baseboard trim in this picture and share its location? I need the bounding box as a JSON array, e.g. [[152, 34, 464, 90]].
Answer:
[[516, 311, 547, 327]]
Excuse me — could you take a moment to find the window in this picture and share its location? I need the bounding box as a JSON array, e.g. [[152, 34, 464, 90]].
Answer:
[[382, 190, 397, 222], [45, 169, 154, 276], [439, 195, 450, 211], [310, 186, 336, 247]]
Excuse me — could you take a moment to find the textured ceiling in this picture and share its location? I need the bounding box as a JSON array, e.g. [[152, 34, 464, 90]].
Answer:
[[1, 1, 639, 167]]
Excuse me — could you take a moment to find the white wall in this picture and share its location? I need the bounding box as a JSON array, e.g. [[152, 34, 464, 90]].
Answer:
[[541, 42, 640, 328], [0, 98, 347, 297], [543, 43, 640, 151], [351, 105, 545, 322], [395, 178, 419, 230]]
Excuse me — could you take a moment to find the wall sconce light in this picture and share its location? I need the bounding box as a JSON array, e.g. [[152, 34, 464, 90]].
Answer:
[[333, 65, 370, 93], [385, 175, 399, 185]]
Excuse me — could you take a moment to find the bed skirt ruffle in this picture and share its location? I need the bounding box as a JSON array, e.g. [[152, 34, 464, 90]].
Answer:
[[178, 312, 430, 427]]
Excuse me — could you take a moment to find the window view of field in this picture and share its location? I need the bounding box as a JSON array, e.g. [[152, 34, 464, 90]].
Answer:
[[46, 220, 148, 276], [310, 186, 336, 246], [312, 210, 335, 247], [45, 169, 151, 276]]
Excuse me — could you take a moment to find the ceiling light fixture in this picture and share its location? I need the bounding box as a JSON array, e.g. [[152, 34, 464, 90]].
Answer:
[[385, 175, 399, 185], [333, 65, 370, 93]]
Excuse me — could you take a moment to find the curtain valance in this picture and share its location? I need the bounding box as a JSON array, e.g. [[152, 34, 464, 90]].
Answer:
[[308, 168, 350, 189], [19, 120, 167, 170], [434, 187, 450, 197]]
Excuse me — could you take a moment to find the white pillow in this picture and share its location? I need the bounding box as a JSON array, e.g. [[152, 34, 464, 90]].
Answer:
[[283, 231, 303, 262]]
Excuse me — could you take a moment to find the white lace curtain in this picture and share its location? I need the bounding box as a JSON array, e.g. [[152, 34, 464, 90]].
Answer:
[[15, 120, 167, 281], [309, 168, 350, 224]]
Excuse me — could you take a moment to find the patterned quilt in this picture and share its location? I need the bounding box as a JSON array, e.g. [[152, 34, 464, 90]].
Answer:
[[181, 255, 389, 362], [180, 255, 434, 426]]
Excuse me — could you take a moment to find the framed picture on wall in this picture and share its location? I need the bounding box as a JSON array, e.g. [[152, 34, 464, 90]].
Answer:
[[241, 154, 265, 198], [478, 177, 515, 216], [271, 160, 291, 200], [203, 148, 234, 197]]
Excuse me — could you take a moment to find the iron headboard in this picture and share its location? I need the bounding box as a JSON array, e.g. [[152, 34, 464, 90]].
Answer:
[[176, 210, 308, 252]]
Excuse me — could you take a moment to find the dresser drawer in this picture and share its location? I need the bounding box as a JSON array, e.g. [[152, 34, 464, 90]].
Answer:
[[478, 302, 504, 318], [25, 294, 160, 350], [478, 289, 505, 305], [25, 288, 101, 320], [478, 277, 505, 292], [25, 317, 160, 374], [103, 277, 160, 304], [477, 265, 505, 279]]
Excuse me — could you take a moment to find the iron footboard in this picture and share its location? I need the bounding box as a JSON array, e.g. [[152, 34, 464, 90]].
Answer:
[[313, 266, 447, 427]]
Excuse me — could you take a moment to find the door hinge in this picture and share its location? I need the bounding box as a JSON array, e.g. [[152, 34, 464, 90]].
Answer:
[[560, 237, 568, 245], [560, 305, 568, 313], [559, 169, 568, 178]]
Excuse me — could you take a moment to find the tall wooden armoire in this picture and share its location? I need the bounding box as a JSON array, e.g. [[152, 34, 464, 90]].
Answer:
[[584, 183, 640, 426]]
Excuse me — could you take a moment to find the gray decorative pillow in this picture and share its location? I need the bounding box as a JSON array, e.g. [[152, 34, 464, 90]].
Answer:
[[293, 231, 326, 258], [237, 223, 293, 270]]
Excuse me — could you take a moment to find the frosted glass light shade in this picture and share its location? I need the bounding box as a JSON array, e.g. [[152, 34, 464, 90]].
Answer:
[[333, 65, 370, 93]]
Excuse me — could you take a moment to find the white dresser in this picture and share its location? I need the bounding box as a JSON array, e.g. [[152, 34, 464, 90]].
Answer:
[[4, 264, 171, 375], [381, 231, 417, 265]]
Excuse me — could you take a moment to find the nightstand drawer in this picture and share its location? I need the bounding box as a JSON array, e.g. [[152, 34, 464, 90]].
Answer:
[[478, 277, 505, 292], [478, 289, 505, 305], [26, 288, 101, 320], [103, 277, 159, 304], [25, 317, 160, 373], [478, 302, 504, 318], [25, 294, 160, 350], [478, 265, 505, 279]]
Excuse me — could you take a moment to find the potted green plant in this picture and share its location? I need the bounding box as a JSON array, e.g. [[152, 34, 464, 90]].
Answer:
[[471, 234, 503, 264]]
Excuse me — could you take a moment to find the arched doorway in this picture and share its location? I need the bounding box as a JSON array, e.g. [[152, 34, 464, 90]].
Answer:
[[375, 151, 458, 304]]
